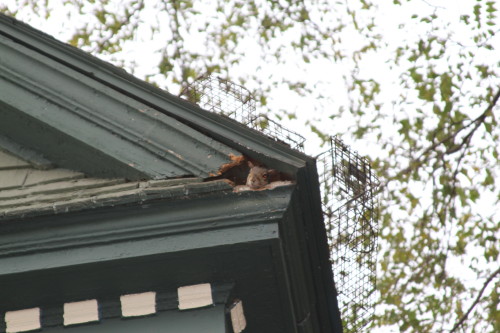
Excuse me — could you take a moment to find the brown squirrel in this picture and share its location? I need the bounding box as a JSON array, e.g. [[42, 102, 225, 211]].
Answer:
[[233, 161, 293, 192], [246, 161, 273, 189]]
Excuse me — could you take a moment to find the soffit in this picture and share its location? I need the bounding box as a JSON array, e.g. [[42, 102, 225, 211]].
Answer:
[[0, 184, 295, 332], [0, 148, 233, 221]]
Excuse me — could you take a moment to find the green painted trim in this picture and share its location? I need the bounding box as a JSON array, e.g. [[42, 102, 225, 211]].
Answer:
[[0, 33, 240, 180], [0, 185, 291, 276], [0, 178, 225, 220], [0, 134, 52, 170], [32, 283, 235, 333], [10, 306, 228, 333], [0, 13, 308, 176], [296, 163, 344, 333], [0, 186, 296, 332]]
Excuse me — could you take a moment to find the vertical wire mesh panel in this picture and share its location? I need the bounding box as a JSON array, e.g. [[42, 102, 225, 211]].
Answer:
[[180, 75, 379, 330], [179, 74, 305, 152], [318, 136, 380, 333]]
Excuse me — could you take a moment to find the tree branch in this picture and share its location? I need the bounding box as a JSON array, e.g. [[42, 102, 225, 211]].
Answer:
[[449, 266, 500, 333], [378, 86, 500, 192]]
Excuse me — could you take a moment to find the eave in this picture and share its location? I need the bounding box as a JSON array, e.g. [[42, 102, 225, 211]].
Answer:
[[0, 13, 343, 333], [0, 19, 240, 180], [0, 14, 306, 176], [0, 185, 296, 332]]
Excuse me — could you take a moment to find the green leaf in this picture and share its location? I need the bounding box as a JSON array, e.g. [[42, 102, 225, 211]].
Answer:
[[439, 73, 453, 102], [470, 188, 480, 202]]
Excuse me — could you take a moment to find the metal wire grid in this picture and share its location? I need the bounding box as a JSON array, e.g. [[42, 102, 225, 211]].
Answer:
[[246, 114, 305, 151], [180, 75, 379, 331], [318, 136, 379, 333], [179, 74, 305, 151]]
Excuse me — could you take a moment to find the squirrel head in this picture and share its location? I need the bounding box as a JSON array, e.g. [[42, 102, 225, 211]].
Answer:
[[246, 161, 270, 189]]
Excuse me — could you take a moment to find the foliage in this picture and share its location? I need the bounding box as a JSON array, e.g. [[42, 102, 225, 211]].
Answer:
[[2, 0, 499, 332]]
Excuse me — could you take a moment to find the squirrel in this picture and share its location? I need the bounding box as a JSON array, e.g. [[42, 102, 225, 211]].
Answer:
[[246, 161, 273, 189], [232, 160, 293, 192]]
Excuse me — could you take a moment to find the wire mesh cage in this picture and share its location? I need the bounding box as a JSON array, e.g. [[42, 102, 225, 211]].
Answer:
[[179, 74, 305, 151], [181, 75, 379, 331], [247, 114, 305, 151], [179, 73, 256, 125], [318, 136, 380, 333]]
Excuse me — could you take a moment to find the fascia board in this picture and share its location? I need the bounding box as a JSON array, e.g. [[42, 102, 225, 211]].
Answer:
[[0, 220, 280, 277], [45, 306, 227, 333], [0, 14, 309, 175], [0, 33, 240, 180], [296, 163, 344, 333], [0, 185, 292, 276]]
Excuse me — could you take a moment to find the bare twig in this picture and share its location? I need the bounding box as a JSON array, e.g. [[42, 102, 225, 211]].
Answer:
[[449, 266, 500, 333]]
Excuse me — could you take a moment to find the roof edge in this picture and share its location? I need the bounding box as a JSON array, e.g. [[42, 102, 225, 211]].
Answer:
[[0, 17, 242, 180], [0, 184, 293, 276], [0, 13, 311, 175]]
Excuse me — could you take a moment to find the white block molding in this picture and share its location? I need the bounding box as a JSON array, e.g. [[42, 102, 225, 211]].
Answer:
[[178, 283, 213, 310], [5, 308, 40, 333], [230, 300, 247, 333], [120, 292, 157, 317], [63, 299, 99, 326]]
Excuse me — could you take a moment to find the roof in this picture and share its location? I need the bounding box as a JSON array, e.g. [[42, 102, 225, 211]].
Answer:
[[0, 13, 343, 333], [0, 13, 305, 176], [0, 26, 241, 180]]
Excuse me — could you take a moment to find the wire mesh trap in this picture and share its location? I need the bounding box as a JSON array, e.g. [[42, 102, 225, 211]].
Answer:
[[180, 75, 379, 331], [246, 114, 305, 151], [318, 136, 380, 333], [179, 74, 305, 151]]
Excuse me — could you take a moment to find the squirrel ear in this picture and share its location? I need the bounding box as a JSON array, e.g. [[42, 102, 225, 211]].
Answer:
[[247, 160, 255, 168]]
